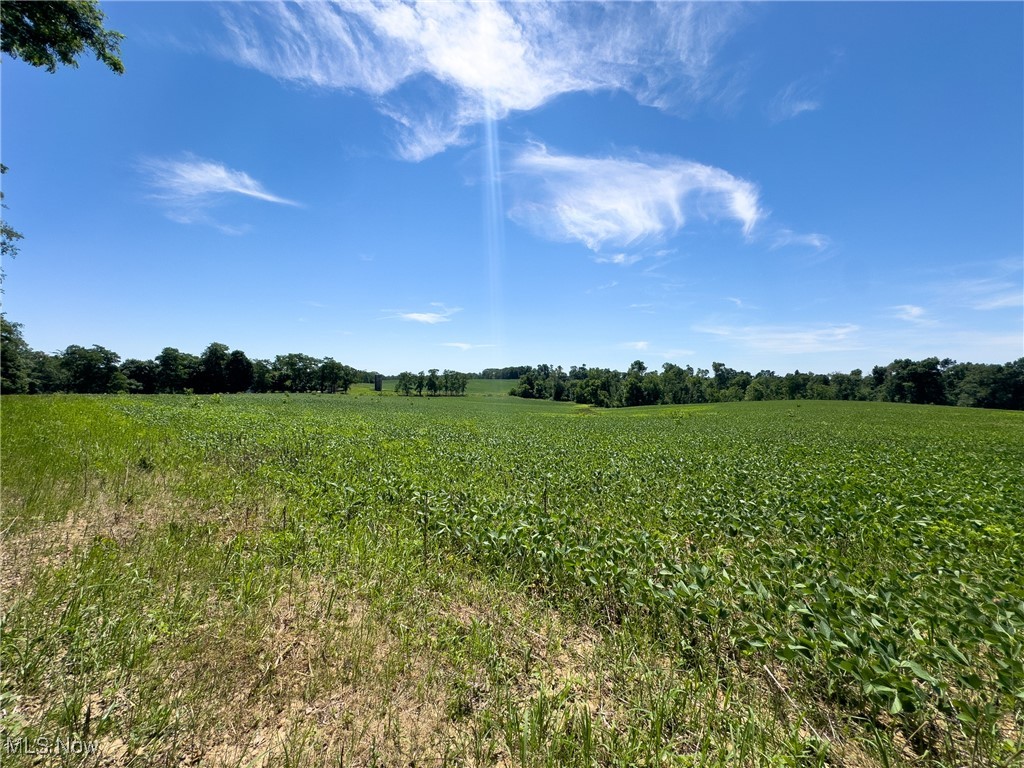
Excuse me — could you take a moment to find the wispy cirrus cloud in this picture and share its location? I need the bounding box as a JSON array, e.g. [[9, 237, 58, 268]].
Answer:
[[924, 260, 1023, 311], [595, 253, 644, 266], [768, 78, 821, 122], [392, 303, 461, 324], [696, 322, 862, 355], [945, 277, 1023, 310], [726, 296, 759, 310], [507, 144, 762, 254], [442, 342, 496, 351], [767, 49, 843, 123], [585, 280, 619, 295], [217, 1, 745, 160], [771, 229, 830, 251], [141, 154, 298, 232]]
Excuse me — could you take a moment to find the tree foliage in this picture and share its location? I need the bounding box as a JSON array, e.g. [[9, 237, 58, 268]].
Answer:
[[1, 165, 24, 289], [1, 315, 1020, 410], [1, 315, 31, 392], [506, 357, 1024, 411], [395, 369, 468, 397], [1, 0, 124, 74], [60, 344, 126, 393]]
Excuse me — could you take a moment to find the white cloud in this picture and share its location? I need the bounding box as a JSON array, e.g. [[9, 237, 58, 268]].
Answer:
[[771, 229, 830, 251], [595, 253, 643, 266], [442, 342, 495, 351], [141, 154, 298, 230], [696, 323, 862, 355], [217, 1, 744, 159], [507, 144, 762, 253], [394, 303, 461, 324], [621, 341, 650, 351], [892, 304, 933, 324], [768, 79, 821, 122], [726, 296, 759, 309]]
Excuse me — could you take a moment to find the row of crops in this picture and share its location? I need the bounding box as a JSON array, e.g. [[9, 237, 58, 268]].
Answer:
[[3, 393, 1022, 764]]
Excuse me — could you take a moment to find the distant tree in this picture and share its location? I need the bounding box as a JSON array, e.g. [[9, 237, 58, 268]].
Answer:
[[481, 365, 533, 380], [27, 350, 62, 393], [550, 366, 568, 401], [642, 371, 663, 405], [319, 358, 344, 394], [273, 353, 318, 392], [806, 373, 832, 401], [830, 370, 861, 401], [318, 358, 355, 394], [621, 365, 646, 407], [339, 364, 357, 394], [572, 368, 620, 407], [225, 349, 253, 393], [60, 344, 126, 393], [711, 362, 751, 401], [251, 358, 272, 393], [511, 370, 545, 399], [156, 347, 188, 393], [426, 368, 440, 396], [660, 363, 697, 404], [441, 369, 469, 396], [946, 359, 1024, 410], [415, 371, 426, 396], [1, 315, 31, 392], [1, 0, 125, 74], [395, 371, 414, 396], [725, 371, 752, 401], [568, 364, 589, 381], [744, 370, 778, 402], [879, 358, 948, 405], [120, 358, 158, 394], [870, 365, 888, 392], [783, 370, 810, 400], [198, 342, 230, 393]]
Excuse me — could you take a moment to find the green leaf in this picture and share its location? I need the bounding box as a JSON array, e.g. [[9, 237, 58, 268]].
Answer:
[[889, 693, 903, 714]]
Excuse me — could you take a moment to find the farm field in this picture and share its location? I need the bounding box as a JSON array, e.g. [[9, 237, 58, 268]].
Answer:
[[1, 393, 1021, 767]]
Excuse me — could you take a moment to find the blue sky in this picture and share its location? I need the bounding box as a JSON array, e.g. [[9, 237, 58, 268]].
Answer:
[[2, 1, 1021, 375]]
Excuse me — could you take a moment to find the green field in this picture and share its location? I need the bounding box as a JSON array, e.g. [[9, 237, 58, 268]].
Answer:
[[1, 393, 1021, 766]]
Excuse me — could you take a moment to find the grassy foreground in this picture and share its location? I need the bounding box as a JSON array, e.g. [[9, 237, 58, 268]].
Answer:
[[1, 391, 1021, 767]]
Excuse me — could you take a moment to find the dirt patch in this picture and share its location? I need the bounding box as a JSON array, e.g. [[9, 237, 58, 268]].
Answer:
[[113, 579, 459, 767], [2, 499, 136, 601]]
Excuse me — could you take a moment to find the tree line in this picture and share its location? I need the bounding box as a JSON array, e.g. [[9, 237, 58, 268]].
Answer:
[[506, 358, 1024, 410], [0, 317, 376, 395], [393, 369, 469, 397], [3, 317, 1021, 408]]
